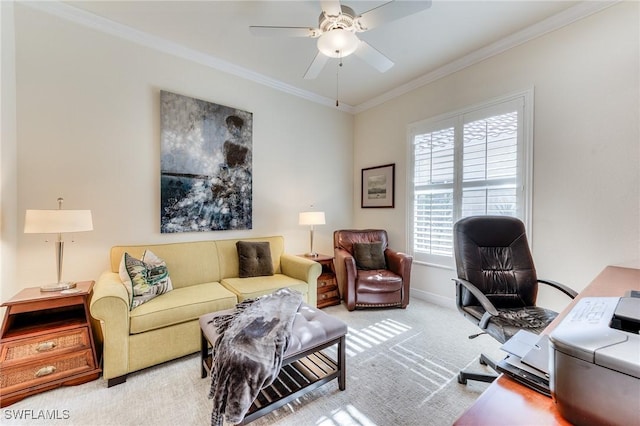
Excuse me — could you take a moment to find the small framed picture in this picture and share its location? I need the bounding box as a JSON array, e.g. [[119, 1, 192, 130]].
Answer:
[[361, 163, 395, 208]]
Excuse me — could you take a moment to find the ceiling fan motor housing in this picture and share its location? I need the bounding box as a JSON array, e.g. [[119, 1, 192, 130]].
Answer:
[[319, 5, 357, 32]]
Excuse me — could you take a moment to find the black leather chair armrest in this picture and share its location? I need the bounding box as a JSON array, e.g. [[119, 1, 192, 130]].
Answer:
[[538, 279, 578, 299], [453, 278, 499, 317]]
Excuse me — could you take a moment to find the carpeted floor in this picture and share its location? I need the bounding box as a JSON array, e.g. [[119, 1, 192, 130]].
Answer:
[[1, 298, 502, 426]]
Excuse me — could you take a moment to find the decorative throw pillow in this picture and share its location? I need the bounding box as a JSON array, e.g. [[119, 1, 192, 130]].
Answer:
[[118, 250, 173, 310], [236, 241, 274, 278], [353, 242, 387, 270]]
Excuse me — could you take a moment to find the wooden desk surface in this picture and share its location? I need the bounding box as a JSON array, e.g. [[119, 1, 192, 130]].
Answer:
[[454, 266, 640, 426]]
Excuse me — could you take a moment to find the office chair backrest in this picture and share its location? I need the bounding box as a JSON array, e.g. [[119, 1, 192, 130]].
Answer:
[[454, 216, 538, 309]]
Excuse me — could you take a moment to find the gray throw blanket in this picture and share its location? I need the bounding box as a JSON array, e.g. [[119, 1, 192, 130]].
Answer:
[[208, 288, 303, 426]]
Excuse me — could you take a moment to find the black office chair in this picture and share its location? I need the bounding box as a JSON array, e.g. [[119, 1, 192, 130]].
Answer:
[[453, 216, 578, 384]]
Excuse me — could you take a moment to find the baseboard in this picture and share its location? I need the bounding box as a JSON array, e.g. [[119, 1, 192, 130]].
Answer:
[[411, 288, 456, 310]]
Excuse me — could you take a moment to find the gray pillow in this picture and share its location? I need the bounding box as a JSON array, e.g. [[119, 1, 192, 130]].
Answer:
[[237, 241, 274, 278], [353, 242, 387, 270]]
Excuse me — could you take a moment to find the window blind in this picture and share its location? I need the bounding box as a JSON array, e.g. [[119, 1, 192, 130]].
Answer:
[[409, 92, 531, 266]]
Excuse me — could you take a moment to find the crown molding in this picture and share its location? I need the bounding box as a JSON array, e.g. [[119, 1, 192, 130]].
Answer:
[[353, 0, 620, 114], [21, 1, 617, 116], [20, 1, 356, 114]]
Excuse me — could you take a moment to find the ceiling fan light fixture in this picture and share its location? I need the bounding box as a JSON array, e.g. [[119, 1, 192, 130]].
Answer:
[[317, 29, 359, 58]]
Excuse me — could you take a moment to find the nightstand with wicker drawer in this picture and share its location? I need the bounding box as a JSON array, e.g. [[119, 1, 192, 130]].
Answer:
[[0, 281, 100, 407]]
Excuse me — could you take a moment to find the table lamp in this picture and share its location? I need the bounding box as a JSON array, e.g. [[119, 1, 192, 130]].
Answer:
[[299, 211, 325, 257], [24, 197, 93, 292]]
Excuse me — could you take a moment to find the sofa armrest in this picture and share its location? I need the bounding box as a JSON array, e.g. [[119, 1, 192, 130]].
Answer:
[[89, 271, 131, 380], [280, 254, 321, 307]]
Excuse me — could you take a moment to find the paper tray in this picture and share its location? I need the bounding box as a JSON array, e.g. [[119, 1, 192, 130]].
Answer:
[[497, 354, 551, 397]]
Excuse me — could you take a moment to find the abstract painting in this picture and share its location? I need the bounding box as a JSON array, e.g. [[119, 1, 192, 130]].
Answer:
[[160, 91, 253, 232]]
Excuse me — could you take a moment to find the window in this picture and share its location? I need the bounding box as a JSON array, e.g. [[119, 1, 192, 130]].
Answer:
[[408, 91, 532, 267]]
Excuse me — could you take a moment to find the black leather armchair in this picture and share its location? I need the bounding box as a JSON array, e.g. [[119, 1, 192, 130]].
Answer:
[[334, 229, 412, 311], [453, 216, 577, 384]]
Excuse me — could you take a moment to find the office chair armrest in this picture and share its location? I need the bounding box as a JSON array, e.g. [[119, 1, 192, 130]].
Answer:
[[538, 279, 578, 299], [453, 278, 500, 317]]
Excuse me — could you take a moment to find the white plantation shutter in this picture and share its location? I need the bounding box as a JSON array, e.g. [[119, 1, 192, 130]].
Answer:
[[413, 124, 455, 257], [409, 93, 531, 266], [461, 110, 519, 218]]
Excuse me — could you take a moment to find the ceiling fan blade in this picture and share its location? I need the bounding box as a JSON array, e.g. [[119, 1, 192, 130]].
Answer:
[[250, 26, 321, 38], [356, 0, 432, 31], [320, 0, 342, 17], [354, 40, 394, 73], [304, 51, 330, 80]]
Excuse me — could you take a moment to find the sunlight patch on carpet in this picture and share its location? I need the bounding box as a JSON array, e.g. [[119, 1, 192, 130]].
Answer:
[[317, 404, 376, 426], [344, 318, 412, 356]]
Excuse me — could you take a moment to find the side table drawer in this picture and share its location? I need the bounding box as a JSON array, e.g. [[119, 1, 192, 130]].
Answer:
[[1, 349, 95, 395], [1, 328, 91, 364], [318, 273, 337, 288], [318, 289, 340, 302]]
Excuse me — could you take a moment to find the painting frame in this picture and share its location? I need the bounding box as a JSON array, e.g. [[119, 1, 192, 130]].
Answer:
[[361, 163, 395, 208]]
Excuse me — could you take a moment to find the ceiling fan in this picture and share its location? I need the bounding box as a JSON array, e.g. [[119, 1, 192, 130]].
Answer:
[[250, 0, 432, 79]]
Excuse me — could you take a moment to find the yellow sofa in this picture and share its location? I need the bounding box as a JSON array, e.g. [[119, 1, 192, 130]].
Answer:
[[89, 236, 321, 387]]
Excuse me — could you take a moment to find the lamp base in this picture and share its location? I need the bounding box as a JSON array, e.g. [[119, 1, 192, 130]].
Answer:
[[304, 252, 319, 258], [40, 282, 77, 292]]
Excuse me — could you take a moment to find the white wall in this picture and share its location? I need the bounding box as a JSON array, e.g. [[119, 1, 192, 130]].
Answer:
[[354, 2, 640, 311], [3, 3, 353, 302], [1, 1, 18, 308]]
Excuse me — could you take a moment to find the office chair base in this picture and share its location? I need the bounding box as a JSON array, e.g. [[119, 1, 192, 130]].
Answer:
[[458, 353, 499, 385], [478, 353, 497, 370], [458, 371, 498, 385]]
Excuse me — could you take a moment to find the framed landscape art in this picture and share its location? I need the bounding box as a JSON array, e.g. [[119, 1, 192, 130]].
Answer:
[[361, 163, 395, 208]]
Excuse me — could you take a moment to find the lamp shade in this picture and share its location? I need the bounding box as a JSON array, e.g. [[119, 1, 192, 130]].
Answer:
[[299, 211, 326, 226], [24, 210, 93, 234], [317, 29, 359, 58]]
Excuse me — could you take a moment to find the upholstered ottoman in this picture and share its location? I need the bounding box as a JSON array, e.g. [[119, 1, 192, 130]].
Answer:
[[200, 303, 347, 424]]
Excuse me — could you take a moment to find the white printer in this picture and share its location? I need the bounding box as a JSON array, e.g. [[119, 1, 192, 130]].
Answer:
[[549, 295, 640, 426]]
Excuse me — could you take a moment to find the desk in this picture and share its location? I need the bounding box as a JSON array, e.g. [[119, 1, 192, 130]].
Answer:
[[454, 266, 640, 425]]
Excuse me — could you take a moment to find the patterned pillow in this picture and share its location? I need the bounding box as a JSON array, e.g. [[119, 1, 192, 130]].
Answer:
[[353, 242, 387, 270], [236, 241, 274, 278], [119, 250, 173, 310]]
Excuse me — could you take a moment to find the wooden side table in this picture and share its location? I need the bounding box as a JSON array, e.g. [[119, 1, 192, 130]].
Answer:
[[0, 281, 101, 407], [299, 254, 341, 308]]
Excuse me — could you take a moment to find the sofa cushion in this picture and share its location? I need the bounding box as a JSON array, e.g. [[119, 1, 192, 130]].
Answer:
[[221, 274, 308, 302], [353, 242, 387, 270], [119, 250, 174, 309], [236, 241, 274, 278], [129, 282, 237, 334]]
